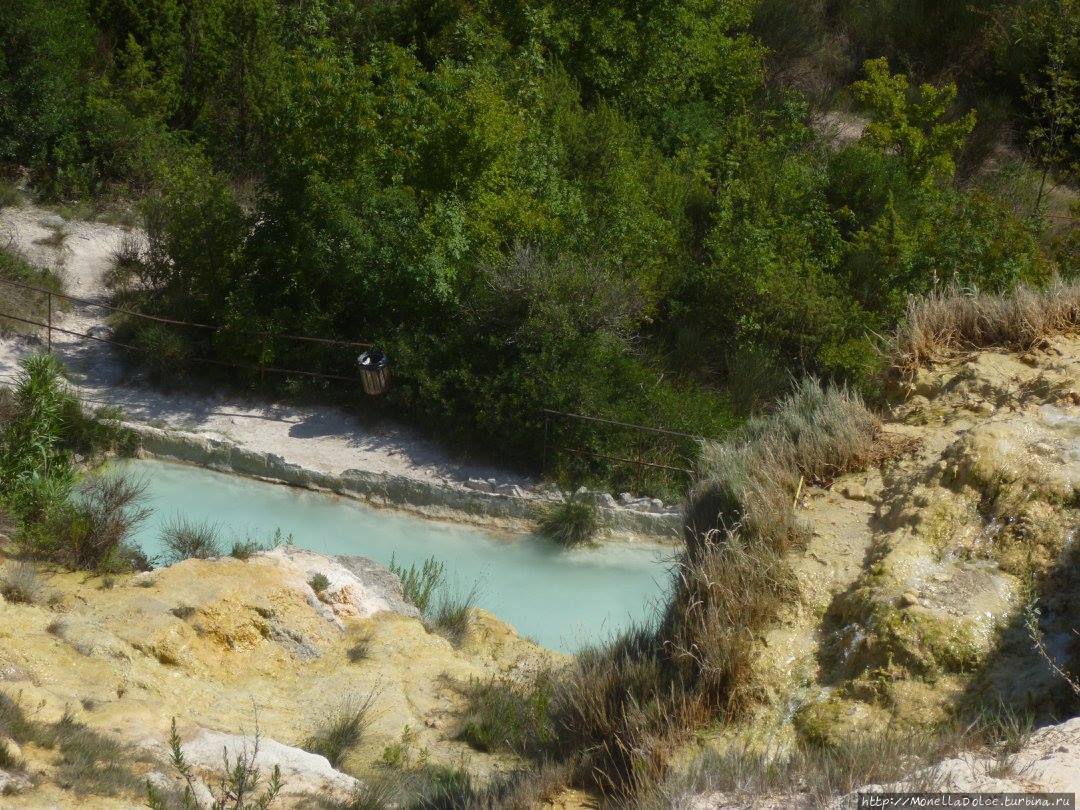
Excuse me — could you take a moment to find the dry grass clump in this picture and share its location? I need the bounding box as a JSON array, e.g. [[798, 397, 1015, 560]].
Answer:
[[303, 690, 380, 768], [688, 377, 878, 544], [656, 704, 1036, 808], [0, 696, 142, 797], [456, 378, 883, 802], [892, 282, 1080, 377], [661, 530, 798, 714], [0, 561, 48, 604]]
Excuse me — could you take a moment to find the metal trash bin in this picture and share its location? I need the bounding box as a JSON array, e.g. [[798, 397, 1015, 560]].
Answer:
[[357, 348, 390, 396]]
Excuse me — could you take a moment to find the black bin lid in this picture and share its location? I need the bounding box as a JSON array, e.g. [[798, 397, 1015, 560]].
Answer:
[[358, 348, 388, 370]]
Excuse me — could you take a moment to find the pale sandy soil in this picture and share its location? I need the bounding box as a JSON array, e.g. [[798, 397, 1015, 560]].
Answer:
[[0, 202, 532, 488]]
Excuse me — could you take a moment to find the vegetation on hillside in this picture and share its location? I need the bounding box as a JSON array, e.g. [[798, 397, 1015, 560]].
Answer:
[[0, 354, 145, 573], [1, 0, 1075, 494]]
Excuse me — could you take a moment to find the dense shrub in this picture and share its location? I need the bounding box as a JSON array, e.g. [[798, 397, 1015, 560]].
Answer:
[[23, 475, 152, 573], [0, 355, 151, 572], [2, 0, 1063, 491]]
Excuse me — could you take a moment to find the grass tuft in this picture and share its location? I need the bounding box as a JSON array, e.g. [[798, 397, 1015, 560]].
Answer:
[[429, 581, 480, 646], [538, 497, 600, 547], [1, 562, 47, 604], [457, 674, 553, 755], [159, 516, 221, 565], [389, 555, 444, 614], [308, 572, 330, 594], [303, 690, 379, 768], [229, 538, 262, 560], [346, 632, 373, 663]]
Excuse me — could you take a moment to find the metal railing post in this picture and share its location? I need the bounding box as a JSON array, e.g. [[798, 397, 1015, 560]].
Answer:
[[541, 411, 550, 478], [46, 291, 52, 353]]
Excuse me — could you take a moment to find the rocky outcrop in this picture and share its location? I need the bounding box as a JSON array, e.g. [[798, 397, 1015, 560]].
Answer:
[[0, 549, 556, 807], [677, 335, 1080, 807], [679, 716, 1080, 809], [127, 421, 683, 540], [163, 729, 360, 803], [859, 716, 1080, 796]]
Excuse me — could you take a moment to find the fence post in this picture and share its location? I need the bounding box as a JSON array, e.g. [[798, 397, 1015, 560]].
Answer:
[[46, 291, 52, 353], [541, 411, 550, 478]]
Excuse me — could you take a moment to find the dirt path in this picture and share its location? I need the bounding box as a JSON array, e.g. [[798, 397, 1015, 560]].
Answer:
[[0, 203, 534, 490]]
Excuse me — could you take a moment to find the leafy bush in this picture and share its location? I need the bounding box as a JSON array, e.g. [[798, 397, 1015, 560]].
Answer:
[[538, 497, 600, 548], [0, 354, 77, 520], [1, 355, 148, 574], [130, 323, 192, 386], [22, 474, 152, 573], [159, 515, 221, 565]]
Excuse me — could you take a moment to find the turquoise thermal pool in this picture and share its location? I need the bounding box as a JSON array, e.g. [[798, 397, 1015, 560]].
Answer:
[[117, 459, 672, 653]]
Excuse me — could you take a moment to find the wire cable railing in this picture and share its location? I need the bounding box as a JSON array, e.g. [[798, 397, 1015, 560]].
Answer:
[[1, 276, 710, 479]]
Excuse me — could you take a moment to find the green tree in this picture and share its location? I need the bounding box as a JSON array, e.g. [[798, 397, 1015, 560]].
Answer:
[[852, 57, 976, 187]]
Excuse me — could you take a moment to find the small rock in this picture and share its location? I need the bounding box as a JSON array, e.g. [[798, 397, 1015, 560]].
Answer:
[[899, 591, 919, 607], [575, 485, 589, 496], [465, 478, 494, 493], [0, 768, 32, 795], [619, 492, 634, 505], [649, 498, 664, 512], [840, 482, 866, 500], [181, 730, 358, 801], [595, 493, 617, 509]]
